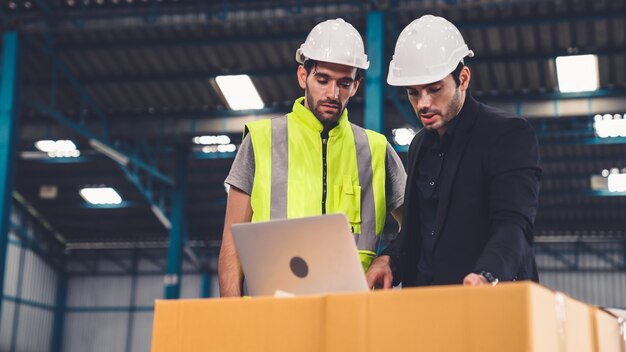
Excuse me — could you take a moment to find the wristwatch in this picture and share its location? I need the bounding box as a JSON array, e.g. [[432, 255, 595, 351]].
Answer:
[[477, 270, 499, 286]]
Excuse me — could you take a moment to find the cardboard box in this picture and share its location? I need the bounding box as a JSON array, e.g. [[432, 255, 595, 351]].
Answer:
[[152, 282, 595, 352], [152, 295, 325, 352], [365, 283, 593, 352], [591, 307, 626, 352]]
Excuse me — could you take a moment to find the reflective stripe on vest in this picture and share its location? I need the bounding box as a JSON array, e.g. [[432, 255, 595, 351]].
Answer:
[[351, 125, 378, 260], [246, 100, 387, 271]]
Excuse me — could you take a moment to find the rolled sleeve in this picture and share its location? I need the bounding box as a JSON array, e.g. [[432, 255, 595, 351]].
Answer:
[[385, 142, 407, 212], [224, 135, 255, 195]]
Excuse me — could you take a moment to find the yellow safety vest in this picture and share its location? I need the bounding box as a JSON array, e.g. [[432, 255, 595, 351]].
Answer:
[[245, 97, 387, 271]]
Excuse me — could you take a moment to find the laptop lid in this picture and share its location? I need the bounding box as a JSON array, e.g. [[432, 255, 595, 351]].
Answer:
[[231, 213, 369, 297]]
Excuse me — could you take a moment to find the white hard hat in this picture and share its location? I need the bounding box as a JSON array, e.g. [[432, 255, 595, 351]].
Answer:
[[387, 15, 474, 86], [296, 18, 370, 70]]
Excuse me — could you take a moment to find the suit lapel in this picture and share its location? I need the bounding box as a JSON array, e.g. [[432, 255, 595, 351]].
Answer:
[[432, 97, 481, 249]]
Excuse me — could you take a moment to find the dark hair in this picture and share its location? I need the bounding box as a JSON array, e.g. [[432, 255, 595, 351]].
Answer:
[[303, 59, 364, 81], [450, 62, 465, 87]]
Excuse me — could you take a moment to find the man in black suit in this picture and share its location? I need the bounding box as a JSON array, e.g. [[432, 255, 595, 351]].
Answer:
[[367, 15, 541, 288]]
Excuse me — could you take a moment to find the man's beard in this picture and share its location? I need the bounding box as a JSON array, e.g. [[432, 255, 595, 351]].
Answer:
[[417, 87, 462, 131], [305, 86, 344, 127]]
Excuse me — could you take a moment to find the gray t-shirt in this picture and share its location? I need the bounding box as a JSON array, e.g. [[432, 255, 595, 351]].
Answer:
[[225, 134, 406, 211]]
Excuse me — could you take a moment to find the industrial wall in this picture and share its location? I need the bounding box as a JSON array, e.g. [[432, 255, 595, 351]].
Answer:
[[536, 240, 626, 308], [540, 271, 626, 308], [61, 262, 218, 352], [0, 225, 59, 351]]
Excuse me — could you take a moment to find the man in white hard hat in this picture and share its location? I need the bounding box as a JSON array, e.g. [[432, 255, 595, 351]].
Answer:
[[367, 15, 541, 288], [218, 18, 406, 297]]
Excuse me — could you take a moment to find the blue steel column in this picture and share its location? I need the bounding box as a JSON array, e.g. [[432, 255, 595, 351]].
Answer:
[[125, 249, 138, 352], [0, 32, 21, 323], [365, 11, 384, 132], [201, 270, 212, 298], [50, 271, 67, 352], [164, 145, 188, 299]]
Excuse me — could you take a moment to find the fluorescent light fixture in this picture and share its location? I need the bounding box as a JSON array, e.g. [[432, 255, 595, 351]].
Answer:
[[392, 128, 416, 146], [39, 185, 58, 200], [89, 139, 129, 165], [34, 139, 81, 158], [217, 144, 237, 152], [593, 113, 626, 138], [589, 174, 608, 191], [35, 140, 58, 152], [79, 187, 122, 205], [192, 135, 231, 145], [608, 173, 626, 192], [215, 75, 264, 110], [201, 144, 237, 153], [555, 54, 599, 93]]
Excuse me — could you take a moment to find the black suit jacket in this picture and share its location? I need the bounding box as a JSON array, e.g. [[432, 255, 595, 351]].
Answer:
[[382, 95, 542, 286]]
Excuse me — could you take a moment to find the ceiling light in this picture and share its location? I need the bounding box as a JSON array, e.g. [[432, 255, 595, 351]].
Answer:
[[217, 144, 237, 153], [34, 139, 81, 158], [215, 75, 264, 110], [39, 185, 58, 200], [201, 144, 237, 153], [79, 187, 122, 205], [35, 140, 57, 153], [392, 128, 416, 146], [555, 54, 599, 93], [192, 135, 231, 145], [593, 113, 626, 138], [608, 174, 626, 193]]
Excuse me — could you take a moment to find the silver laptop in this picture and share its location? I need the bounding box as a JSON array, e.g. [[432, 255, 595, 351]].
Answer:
[[231, 213, 369, 296]]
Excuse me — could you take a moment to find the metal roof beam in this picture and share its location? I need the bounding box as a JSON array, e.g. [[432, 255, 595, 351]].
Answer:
[[32, 201, 144, 210], [478, 88, 626, 102], [25, 67, 289, 86], [25, 47, 626, 88], [535, 236, 626, 244], [539, 189, 626, 197], [32, 0, 54, 17], [25, 99, 175, 186], [20, 2, 626, 35], [19, 1, 362, 32], [469, 48, 626, 65], [454, 8, 626, 31], [23, 36, 178, 197], [56, 32, 306, 51]]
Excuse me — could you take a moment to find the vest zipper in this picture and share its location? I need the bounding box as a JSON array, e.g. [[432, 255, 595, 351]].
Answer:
[[321, 132, 329, 214]]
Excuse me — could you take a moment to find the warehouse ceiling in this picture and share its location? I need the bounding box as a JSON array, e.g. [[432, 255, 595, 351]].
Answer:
[[1, 0, 626, 259]]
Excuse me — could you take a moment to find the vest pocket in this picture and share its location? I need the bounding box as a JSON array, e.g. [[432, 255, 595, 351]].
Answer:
[[333, 182, 361, 233]]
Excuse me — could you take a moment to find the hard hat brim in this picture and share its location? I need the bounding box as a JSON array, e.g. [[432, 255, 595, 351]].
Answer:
[[387, 68, 451, 87]]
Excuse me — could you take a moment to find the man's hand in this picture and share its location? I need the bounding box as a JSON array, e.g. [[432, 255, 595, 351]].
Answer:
[[462, 273, 489, 286], [366, 255, 393, 289]]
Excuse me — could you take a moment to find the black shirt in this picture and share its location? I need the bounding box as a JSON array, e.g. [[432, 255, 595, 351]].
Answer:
[[415, 116, 461, 285]]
